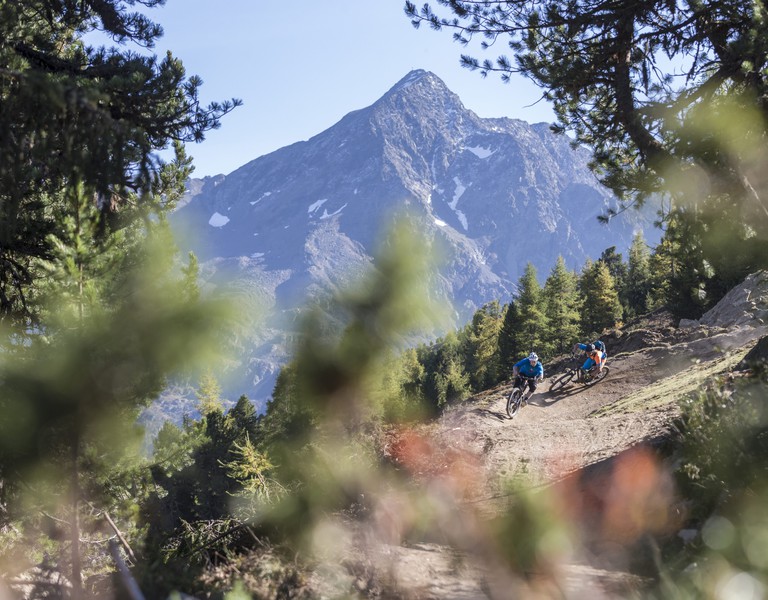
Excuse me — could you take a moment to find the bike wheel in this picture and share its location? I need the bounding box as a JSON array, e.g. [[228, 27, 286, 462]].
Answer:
[[584, 366, 610, 386], [549, 370, 575, 393], [506, 388, 523, 418]]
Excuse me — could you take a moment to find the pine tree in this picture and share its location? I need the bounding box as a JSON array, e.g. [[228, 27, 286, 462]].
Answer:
[[651, 210, 711, 319], [599, 247, 627, 286], [542, 256, 581, 355], [0, 186, 231, 595], [260, 363, 313, 454], [0, 1, 240, 326]]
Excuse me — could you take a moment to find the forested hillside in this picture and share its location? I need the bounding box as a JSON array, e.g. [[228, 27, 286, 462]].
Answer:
[[2, 1, 768, 599]]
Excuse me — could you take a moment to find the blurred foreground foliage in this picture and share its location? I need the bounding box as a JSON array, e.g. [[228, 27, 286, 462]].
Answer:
[[652, 363, 768, 599], [0, 181, 235, 596], [2, 1, 768, 596], [0, 0, 241, 594]]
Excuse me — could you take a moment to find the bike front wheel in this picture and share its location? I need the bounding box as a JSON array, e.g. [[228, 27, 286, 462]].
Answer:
[[506, 388, 523, 418], [549, 370, 576, 393]]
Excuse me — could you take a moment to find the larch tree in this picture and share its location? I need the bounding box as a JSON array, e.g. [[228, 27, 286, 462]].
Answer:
[[430, 331, 472, 408], [579, 260, 623, 336], [196, 371, 225, 417], [598, 246, 628, 319], [511, 263, 547, 357], [466, 300, 504, 391], [624, 231, 652, 317], [542, 256, 580, 356]]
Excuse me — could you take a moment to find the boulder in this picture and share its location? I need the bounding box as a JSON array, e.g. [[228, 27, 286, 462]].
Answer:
[[735, 335, 768, 371], [698, 271, 768, 329]]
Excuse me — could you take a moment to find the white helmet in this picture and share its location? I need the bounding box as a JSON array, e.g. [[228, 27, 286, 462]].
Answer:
[[528, 352, 538, 362]]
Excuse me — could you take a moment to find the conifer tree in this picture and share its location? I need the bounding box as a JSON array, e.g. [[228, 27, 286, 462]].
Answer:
[[624, 231, 652, 317], [196, 371, 225, 417], [378, 348, 427, 421], [397, 347, 426, 403], [0, 195, 231, 595], [578, 260, 623, 336], [542, 256, 580, 355], [0, 0, 240, 326], [599, 247, 627, 286], [497, 300, 519, 376], [429, 331, 472, 407], [466, 300, 504, 391], [512, 263, 547, 357], [599, 247, 628, 315], [260, 363, 313, 455], [649, 210, 711, 318]]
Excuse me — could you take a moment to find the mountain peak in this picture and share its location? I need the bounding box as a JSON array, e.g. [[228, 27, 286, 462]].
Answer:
[[381, 69, 455, 101], [391, 69, 434, 89], [370, 69, 469, 130]]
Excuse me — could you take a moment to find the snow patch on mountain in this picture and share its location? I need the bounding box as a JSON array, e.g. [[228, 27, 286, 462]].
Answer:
[[466, 146, 495, 159], [450, 177, 469, 230], [209, 212, 230, 227], [308, 199, 328, 214], [320, 203, 347, 220], [250, 191, 272, 205]]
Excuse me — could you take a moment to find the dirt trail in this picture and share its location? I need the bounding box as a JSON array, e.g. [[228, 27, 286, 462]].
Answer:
[[355, 313, 768, 599], [438, 346, 680, 497]]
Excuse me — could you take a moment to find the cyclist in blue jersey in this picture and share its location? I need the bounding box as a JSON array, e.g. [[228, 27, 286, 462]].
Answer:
[[512, 352, 545, 400]]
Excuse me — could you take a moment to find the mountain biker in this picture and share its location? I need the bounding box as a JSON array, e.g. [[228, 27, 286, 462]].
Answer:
[[512, 352, 545, 400], [573, 341, 606, 380]]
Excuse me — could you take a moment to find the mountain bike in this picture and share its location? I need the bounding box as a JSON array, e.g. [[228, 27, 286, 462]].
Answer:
[[548, 353, 610, 393], [506, 375, 538, 418], [583, 364, 610, 386]]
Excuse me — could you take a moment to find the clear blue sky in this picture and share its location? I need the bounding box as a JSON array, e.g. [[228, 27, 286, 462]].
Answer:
[[142, 0, 555, 178]]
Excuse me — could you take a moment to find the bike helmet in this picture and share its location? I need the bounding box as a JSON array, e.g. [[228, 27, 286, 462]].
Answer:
[[585, 343, 596, 353], [528, 352, 538, 363]]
